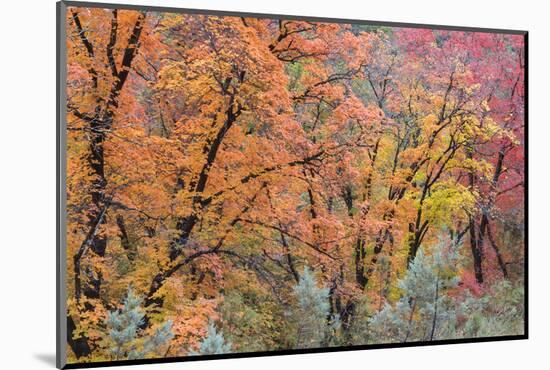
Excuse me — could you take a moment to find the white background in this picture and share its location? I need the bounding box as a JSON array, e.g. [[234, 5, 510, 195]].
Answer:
[[0, 0, 546, 368]]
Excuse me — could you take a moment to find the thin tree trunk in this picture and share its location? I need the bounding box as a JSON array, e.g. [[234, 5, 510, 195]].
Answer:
[[403, 298, 417, 343], [486, 222, 509, 278], [429, 273, 440, 341], [467, 144, 484, 284]]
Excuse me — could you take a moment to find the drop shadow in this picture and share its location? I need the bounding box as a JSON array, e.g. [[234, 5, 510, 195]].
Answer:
[[34, 353, 56, 367]]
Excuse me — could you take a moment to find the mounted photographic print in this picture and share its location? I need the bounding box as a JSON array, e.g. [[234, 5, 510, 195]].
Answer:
[[56, 1, 528, 368]]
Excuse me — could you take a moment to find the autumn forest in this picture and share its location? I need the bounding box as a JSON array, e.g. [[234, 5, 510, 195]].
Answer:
[[64, 6, 525, 364]]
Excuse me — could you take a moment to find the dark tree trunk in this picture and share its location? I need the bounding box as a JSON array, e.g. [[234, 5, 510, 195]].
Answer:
[[469, 217, 484, 284], [341, 185, 369, 290], [407, 215, 429, 266], [169, 213, 198, 260], [169, 78, 244, 260], [85, 115, 109, 299], [486, 222, 509, 278], [147, 83, 245, 326], [472, 148, 507, 280], [467, 144, 484, 284], [67, 315, 91, 358], [354, 238, 368, 289], [279, 226, 300, 283], [407, 184, 428, 265], [116, 215, 137, 260], [67, 10, 146, 357]]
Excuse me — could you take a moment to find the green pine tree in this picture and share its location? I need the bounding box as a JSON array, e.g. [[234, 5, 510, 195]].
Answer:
[[369, 242, 460, 343], [290, 267, 333, 348], [193, 322, 232, 355], [105, 287, 174, 360]]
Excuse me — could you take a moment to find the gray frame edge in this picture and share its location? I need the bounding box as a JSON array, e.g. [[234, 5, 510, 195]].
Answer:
[[57, 1, 68, 369], [60, 0, 527, 35]]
